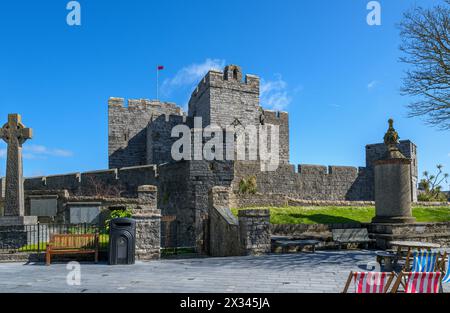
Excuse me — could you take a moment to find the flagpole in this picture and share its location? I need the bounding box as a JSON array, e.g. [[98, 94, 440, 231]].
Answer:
[[156, 66, 159, 101]]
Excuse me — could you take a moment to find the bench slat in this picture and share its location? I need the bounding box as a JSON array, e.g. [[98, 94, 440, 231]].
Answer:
[[46, 233, 99, 265]]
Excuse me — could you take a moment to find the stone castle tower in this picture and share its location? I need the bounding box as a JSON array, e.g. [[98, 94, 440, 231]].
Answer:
[[108, 65, 290, 169]]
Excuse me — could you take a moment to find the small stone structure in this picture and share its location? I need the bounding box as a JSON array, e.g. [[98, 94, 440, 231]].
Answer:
[[372, 119, 416, 224], [133, 185, 161, 260], [208, 187, 271, 257], [238, 209, 271, 256]]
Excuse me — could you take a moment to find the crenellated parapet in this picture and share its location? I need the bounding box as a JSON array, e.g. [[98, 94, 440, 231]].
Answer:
[[24, 165, 159, 197], [188, 65, 261, 128]]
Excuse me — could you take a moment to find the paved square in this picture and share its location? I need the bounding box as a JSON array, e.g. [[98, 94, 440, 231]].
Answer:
[[0, 250, 449, 293]]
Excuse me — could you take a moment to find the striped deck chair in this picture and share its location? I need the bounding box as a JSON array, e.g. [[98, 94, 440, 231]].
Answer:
[[440, 252, 450, 284], [391, 272, 442, 293], [342, 271, 395, 293], [404, 250, 439, 272]]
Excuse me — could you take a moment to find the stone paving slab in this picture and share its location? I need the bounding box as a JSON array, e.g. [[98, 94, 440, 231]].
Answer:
[[0, 251, 449, 293]]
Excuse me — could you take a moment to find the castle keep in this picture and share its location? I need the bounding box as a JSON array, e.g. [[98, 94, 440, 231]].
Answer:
[[20, 65, 418, 253]]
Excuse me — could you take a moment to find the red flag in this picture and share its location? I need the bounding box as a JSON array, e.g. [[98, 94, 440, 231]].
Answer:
[[158, 65, 164, 70]]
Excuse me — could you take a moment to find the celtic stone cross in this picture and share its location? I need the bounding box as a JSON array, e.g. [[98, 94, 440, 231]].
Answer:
[[0, 114, 32, 216]]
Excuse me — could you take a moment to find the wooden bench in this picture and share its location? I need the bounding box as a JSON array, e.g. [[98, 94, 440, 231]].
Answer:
[[46, 234, 99, 266], [332, 228, 374, 250]]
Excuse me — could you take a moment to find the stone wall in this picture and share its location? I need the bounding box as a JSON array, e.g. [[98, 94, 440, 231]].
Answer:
[[24, 165, 158, 197], [108, 97, 183, 169], [368, 222, 450, 249], [208, 186, 271, 256], [188, 66, 261, 129], [208, 186, 240, 257], [270, 222, 450, 250], [146, 114, 192, 165], [271, 223, 363, 249], [232, 161, 372, 201], [132, 185, 161, 260], [238, 209, 271, 256], [0, 177, 5, 198], [262, 110, 289, 164]]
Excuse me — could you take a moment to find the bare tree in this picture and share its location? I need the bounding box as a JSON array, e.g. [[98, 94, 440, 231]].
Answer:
[[80, 176, 125, 198], [399, 0, 450, 130]]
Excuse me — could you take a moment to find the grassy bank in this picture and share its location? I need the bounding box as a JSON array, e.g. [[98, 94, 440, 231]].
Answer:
[[231, 206, 450, 225]]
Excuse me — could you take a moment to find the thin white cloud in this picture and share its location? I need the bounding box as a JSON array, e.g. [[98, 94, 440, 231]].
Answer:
[[260, 74, 292, 111], [161, 58, 226, 97], [24, 145, 73, 158], [367, 80, 379, 90], [0, 145, 73, 159], [329, 103, 342, 108]]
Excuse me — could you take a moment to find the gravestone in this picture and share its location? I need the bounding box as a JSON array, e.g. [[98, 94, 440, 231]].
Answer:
[[68, 202, 101, 224], [0, 114, 37, 226], [372, 119, 416, 224], [30, 196, 58, 217]]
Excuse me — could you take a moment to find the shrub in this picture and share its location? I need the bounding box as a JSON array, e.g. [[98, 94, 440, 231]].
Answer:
[[104, 208, 133, 231], [238, 176, 257, 194], [418, 164, 449, 202]]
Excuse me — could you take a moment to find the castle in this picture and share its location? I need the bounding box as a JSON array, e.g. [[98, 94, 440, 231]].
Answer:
[[108, 65, 289, 168], [19, 64, 418, 253]]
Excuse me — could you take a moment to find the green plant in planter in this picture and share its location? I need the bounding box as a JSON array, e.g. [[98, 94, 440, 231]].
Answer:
[[104, 208, 133, 231]]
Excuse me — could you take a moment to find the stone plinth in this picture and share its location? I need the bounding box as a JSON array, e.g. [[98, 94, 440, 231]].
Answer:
[[238, 209, 271, 256], [372, 158, 416, 224], [368, 222, 450, 249]]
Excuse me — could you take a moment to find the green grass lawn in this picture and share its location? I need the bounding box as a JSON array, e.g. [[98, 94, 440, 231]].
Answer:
[[231, 206, 450, 225]]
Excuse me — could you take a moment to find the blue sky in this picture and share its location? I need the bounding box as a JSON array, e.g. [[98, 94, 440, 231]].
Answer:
[[0, 0, 449, 188]]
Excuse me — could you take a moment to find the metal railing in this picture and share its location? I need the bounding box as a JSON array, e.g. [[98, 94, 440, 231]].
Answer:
[[160, 216, 196, 257], [0, 223, 108, 253]]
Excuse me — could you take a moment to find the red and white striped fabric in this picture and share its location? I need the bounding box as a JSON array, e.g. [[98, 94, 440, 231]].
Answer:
[[353, 272, 390, 293], [404, 272, 442, 293]]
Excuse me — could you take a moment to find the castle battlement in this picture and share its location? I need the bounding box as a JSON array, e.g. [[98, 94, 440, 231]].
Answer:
[[108, 97, 183, 114], [297, 164, 361, 177], [190, 65, 260, 100], [262, 109, 289, 120]]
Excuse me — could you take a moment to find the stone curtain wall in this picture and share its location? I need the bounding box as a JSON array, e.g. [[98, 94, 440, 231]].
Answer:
[[209, 186, 271, 256], [108, 97, 183, 169], [24, 165, 158, 197], [232, 161, 372, 201]]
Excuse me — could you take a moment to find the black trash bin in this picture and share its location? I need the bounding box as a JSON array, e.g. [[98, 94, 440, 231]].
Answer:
[[108, 218, 136, 265]]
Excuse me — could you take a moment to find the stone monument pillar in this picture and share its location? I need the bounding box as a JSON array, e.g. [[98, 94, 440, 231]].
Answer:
[[371, 119, 416, 224], [0, 114, 37, 226]]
